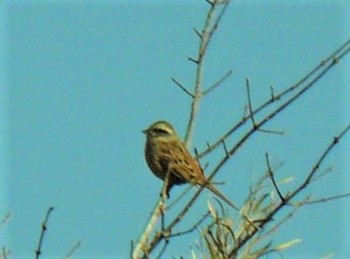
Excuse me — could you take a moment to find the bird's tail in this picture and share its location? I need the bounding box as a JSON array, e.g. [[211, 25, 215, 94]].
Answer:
[[205, 184, 258, 229], [206, 184, 239, 211]]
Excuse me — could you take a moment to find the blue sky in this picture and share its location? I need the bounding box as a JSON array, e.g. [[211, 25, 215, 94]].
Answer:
[[1, 1, 350, 258]]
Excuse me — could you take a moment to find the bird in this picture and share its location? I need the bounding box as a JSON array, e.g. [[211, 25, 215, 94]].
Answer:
[[142, 120, 239, 210]]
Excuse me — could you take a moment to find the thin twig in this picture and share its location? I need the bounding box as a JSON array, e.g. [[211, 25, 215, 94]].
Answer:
[[221, 140, 229, 157], [303, 192, 350, 205], [0, 213, 11, 229], [64, 241, 82, 259], [35, 207, 54, 259], [203, 70, 233, 95], [193, 27, 203, 38], [170, 211, 210, 237], [155, 240, 169, 259], [258, 128, 285, 135], [291, 124, 350, 195], [171, 78, 194, 98], [265, 153, 285, 202], [167, 185, 193, 209], [246, 78, 256, 127], [270, 85, 275, 100], [246, 79, 285, 135], [308, 166, 333, 183], [185, 0, 231, 146], [188, 57, 199, 64]]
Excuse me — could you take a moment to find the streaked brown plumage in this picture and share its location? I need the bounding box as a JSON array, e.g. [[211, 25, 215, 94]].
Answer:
[[143, 120, 239, 210]]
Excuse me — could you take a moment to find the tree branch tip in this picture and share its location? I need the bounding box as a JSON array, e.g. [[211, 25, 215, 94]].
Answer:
[[188, 56, 199, 64], [171, 77, 194, 98], [270, 85, 275, 100], [193, 27, 202, 38], [258, 128, 285, 135], [203, 69, 233, 95], [205, 0, 214, 7], [221, 140, 230, 157]]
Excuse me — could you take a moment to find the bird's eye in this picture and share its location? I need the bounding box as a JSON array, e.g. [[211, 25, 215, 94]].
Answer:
[[154, 128, 169, 135]]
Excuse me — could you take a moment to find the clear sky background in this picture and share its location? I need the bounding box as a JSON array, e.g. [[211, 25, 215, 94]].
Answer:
[[1, 1, 350, 258]]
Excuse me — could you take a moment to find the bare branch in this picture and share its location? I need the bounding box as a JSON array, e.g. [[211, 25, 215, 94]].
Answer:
[[228, 124, 350, 256], [193, 27, 203, 38], [270, 85, 275, 101], [205, 0, 214, 7], [265, 153, 285, 203], [35, 207, 54, 259], [303, 192, 350, 205], [171, 78, 194, 98], [308, 166, 333, 183], [203, 70, 233, 95], [198, 37, 350, 158], [221, 140, 230, 158], [155, 240, 169, 259], [246, 79, 285, 135], [168, 185, 193, 209], [64, 241, 82, 259], [188, 57, 199, 64], [290, 124, 350, 195], [245, 78, 256, 128], [0, 213, 11, 229], [170, 211, 210, 238], [184, 0, 231, 146]]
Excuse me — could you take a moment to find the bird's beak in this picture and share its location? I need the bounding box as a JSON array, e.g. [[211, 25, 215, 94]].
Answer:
[[142, 129, 148, 134]]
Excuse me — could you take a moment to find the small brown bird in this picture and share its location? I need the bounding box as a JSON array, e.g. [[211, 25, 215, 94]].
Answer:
[[143, 120, 239, 210]]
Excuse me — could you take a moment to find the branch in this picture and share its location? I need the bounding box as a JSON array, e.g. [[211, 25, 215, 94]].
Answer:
[[228, 124, 350, 256], [184, 0, 231, 146], [35, 207, 54, 259], [302, 192, 350, 205], [64, 241, 82, 259], [290, 124, 350, 196], [246, 78, 257, 127], [265, 153, 285, 203], [203, 70, 233, 95], [0, 213, 11, 229], [169, 211, 210, 238], [171, 78, 194, 98], [198, 37, 350, 158]]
